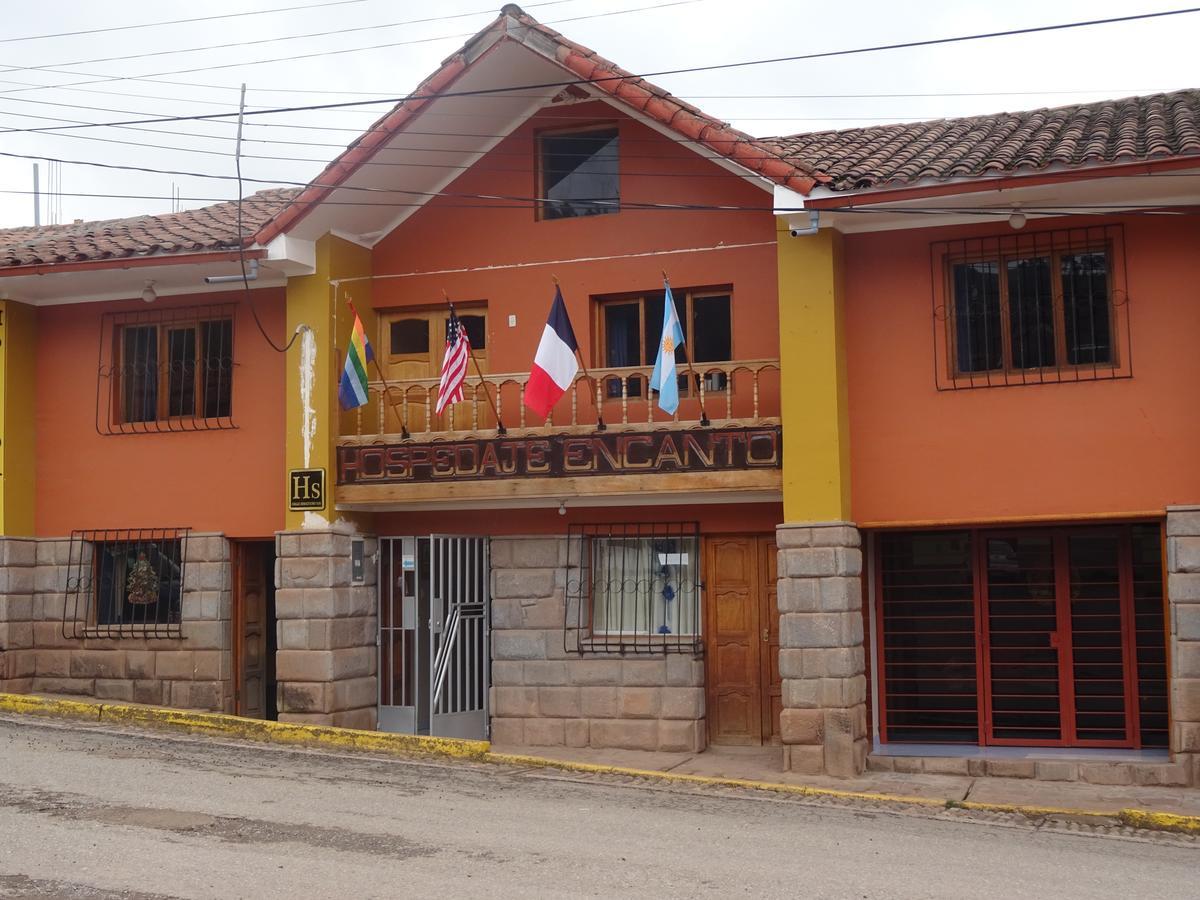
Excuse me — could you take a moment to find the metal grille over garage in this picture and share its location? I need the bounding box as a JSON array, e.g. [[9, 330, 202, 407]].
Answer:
[[876, 524, 1167, 748]]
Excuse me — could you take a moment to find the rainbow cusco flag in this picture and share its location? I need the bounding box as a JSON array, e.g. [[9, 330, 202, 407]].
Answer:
[[338, 305, 375, 410]]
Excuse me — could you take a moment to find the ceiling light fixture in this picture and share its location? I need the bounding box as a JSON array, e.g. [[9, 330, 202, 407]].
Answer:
[[141, 280, 157, 303], [1008, 209, 1027, 230]]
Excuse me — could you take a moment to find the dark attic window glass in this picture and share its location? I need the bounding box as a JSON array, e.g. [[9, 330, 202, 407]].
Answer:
[[539, 128, 619, 220]]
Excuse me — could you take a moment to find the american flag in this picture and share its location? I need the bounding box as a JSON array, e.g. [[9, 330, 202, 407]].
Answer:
[[435, 306, 470, 414]]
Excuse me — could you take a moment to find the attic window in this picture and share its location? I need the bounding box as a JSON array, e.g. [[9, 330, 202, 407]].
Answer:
[[538, 126, 619, 220]]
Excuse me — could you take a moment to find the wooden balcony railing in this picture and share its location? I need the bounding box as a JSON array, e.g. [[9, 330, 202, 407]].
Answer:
[[341, 359, 781, 442]]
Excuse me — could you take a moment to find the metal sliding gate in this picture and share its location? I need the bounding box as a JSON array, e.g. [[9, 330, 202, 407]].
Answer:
[[378, 536, 490, 740]]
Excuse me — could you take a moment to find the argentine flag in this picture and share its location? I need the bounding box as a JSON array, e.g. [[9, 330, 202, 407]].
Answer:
[[650, 283, 685, 414]]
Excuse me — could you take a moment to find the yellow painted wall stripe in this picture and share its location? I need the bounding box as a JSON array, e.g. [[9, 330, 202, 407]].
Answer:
[[284, 235, 374, 530], [775, 224, 851, 523], [0, 300, 36, 536]]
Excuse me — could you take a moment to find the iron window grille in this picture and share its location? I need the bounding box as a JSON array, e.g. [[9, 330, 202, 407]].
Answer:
[[97, 303, 236, 434], [565, 522, 702, 656], [930, 224, 1131, 390], [63, 528, 189, 639]]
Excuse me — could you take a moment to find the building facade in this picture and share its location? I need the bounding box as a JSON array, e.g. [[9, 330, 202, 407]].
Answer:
[[2, 6, 1199, 786]]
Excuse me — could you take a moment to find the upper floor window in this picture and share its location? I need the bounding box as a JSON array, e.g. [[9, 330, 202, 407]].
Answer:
[[931, 225, 1130, 390], [538, 126, 619, 220], [595, 287, 731, 397], [98, 303, 237, 434]]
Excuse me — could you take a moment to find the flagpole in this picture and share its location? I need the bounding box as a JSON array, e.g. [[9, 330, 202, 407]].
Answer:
[[442, 289, 506, 435], [346, 295, 409, 439], [662, 271, 710, 427], [553, 275, 605, 431]]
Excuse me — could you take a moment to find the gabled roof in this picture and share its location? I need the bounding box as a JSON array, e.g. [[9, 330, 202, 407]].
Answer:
[[0, 188, 297, 270], [763, 89, 1200, 193], [253, 4, 824, 244]]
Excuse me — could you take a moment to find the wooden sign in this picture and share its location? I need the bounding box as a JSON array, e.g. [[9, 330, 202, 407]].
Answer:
[[337, 426, 780, 485], [288, 468, 326, 510]]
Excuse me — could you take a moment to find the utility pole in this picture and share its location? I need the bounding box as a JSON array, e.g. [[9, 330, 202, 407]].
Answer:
[[32, 163, 40, 226]]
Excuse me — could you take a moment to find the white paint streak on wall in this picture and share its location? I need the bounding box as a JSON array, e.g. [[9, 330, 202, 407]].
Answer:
[[299, 326, 317, 469]]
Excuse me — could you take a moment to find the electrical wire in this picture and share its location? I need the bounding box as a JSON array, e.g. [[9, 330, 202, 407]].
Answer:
[[0, 0, 696, 98], [231, 85, 303, 355], [0, 76, 1175, 109], [9, 118, 1200, 190], [6, 90, 1086, 124], [0, 1, 581, 76], [0, 0, 390, 44], [2, 5, 1197, 134], [1, 187, 1197, 219], [5, 144, 1199, 212]]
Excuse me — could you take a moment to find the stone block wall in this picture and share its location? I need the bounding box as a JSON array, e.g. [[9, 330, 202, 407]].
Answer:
[[776, 522, 868, 777], [275, 530, 377, 730], [489, 536, 706, 752], [1, 533, 233, 710], [1167, 507, 1200, 784], [0, 537, 37, 694]]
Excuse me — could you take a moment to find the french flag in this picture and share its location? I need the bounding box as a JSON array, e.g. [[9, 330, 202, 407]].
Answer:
[[525, 287, 579, 420]]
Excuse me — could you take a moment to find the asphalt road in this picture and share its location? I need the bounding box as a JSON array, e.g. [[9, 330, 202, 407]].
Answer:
[[0, 717, 1195, 899]]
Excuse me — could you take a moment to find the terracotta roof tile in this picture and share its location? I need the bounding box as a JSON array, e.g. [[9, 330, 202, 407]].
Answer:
[[0, 188, 298, 269], [762, 90, 1200, 191]]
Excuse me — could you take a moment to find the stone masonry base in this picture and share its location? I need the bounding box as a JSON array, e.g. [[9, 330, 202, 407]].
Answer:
[[274, 530, 377, 730], [489, 536, 706, 752], [868, 753, 1192, 786], [776, 521, 868, 777], [1, 534, 233, 711]]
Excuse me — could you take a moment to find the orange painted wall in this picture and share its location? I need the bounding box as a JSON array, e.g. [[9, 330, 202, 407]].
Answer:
[[375, 502, 783, 537], [369, 101, 780, 425], [844, 215, 1200, 525], [35, 289, 286, 538]]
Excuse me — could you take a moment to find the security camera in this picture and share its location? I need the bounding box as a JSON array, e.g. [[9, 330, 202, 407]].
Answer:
[[786, 210, 820, 237]]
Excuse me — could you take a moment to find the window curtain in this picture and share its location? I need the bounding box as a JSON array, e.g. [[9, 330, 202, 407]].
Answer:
[[591, 537, 699, 636]]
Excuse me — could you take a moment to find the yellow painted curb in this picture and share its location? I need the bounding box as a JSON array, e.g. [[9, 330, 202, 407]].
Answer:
[[488, 751, 947, 808], [4, 692, 1198, 836], [0, 692, 489, 762], [1119, 808, 1200, 835]]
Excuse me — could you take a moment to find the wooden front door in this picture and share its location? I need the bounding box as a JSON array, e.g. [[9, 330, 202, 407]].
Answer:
[[705, 535, 780, 745], [233, 541, 275, 720], [379, 308, 488, 433]]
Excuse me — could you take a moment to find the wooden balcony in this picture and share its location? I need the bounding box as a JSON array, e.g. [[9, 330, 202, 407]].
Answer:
[[335, 359, 782, 509], [342, 358, 781, 442]]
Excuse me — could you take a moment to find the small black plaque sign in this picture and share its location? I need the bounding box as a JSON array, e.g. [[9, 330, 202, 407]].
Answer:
[[288, 468, 326, 511]]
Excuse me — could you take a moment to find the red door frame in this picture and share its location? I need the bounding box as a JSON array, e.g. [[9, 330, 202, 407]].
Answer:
[[875, 522, 1154, 749]]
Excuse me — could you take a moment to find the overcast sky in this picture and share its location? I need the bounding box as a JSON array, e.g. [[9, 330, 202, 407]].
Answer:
[[0, 0, 1195, 229]]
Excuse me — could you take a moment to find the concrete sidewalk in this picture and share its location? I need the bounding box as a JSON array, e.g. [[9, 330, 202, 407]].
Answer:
[[4, 691, 1198, 831], [491, 743, 1200, 818]]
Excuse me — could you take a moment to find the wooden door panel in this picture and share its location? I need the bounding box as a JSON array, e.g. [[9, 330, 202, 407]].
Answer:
[[760, 537, 782, 743], [381, 310, 491, 434], [235, 543, 268, 719], [705, 536, 762, 745]]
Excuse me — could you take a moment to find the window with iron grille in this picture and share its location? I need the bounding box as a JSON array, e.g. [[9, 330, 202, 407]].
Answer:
[[97, 304, 236, 433], [63, 529, 188, 639], [875, 523, 1168, 749], [565, 522, 702, 656], [930, 225, 1131, 390]]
